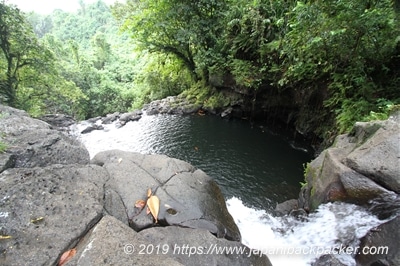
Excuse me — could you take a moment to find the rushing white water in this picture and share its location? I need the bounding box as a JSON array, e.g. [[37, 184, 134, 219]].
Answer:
[[70, 115, 386, 265], [226, 197, 384, 266]]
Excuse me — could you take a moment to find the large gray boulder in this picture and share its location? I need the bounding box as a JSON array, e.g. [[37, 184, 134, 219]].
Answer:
[[68, 215, 271, 266], [91, 150, 241, 241], [0, 164, 108, 266], [299, 113, 400, 210], [356, 215, 400, 266], [345, 122, 400, 193], [68, 215, 183, 266], [0, 105, 89, 171], [298, 113, 400, 266], [0, 104, 272, 265]]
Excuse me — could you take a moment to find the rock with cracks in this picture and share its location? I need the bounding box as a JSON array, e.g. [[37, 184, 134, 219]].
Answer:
[[0, 164, 108, 265], [0, 105, 89, 171], [91, 150, 241, 241], [67, 215, 271, 266], [299, 112, 400, 210], [0, 104, 272, 265]]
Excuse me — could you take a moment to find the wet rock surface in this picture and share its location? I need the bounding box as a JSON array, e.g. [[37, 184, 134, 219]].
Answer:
[[0, 104, 270, 265], [356, 215, 400, 266], [311, 254, 347, 266], [298, 111, 400, 266]]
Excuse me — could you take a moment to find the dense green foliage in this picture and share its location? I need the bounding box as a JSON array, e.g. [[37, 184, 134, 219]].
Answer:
[[0, 3, 85, 116], [25, 1, 144, 118], [0, 0, 188, 118], [115, 0, 400, 139], [1, 0, 399, 141]]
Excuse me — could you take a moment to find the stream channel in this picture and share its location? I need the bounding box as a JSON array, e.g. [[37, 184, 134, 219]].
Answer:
[[71, 113, 386, 266]]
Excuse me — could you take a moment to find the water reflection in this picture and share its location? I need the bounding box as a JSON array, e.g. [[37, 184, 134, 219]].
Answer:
[[73, 114, 313, 209]]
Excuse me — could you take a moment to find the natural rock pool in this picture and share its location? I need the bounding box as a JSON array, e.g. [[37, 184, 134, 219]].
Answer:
[[71, 113, 387, 266], [72, 114, 313, 209]]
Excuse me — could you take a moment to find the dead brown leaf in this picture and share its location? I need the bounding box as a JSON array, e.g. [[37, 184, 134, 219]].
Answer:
[[58, 248, 76, 266], [147, 195, 160, 223], [134, 199, 146, 209]]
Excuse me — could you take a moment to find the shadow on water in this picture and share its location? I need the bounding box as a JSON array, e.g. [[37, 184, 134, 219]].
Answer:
[[75, 114, 314, 210], [136, 114, 314, 210]]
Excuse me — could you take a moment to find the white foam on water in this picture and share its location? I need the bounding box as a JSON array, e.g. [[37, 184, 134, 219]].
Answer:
[[71, 117, 387, 265], [70, 116, 157, 158], [226, 197, 385, 266]]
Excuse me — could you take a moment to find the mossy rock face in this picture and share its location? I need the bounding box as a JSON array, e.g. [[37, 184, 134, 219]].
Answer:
[[299, 115, 399, 211], [349, 122, 382, 146], [0, 140, 7, 153]]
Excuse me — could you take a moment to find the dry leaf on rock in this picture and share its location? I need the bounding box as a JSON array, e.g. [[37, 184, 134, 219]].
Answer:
[[58, 248, 76, 266], [134, 199, 146, 209], [147, 195, 160, 223], [147, 188, 152, 198]]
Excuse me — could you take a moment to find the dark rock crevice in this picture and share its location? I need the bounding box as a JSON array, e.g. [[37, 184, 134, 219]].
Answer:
[[91, 150, 242, 242]]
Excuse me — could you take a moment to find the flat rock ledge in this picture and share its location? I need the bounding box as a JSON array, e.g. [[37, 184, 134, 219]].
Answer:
[[0, 105, 271, 266]]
